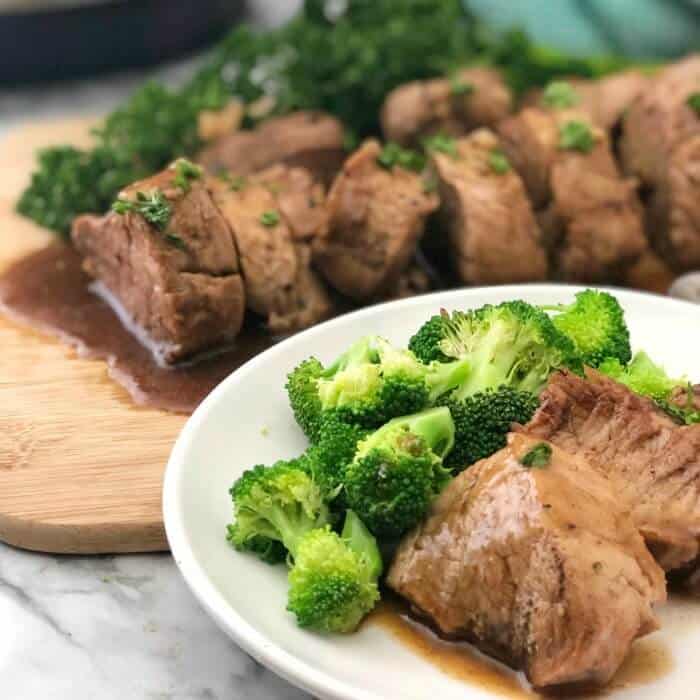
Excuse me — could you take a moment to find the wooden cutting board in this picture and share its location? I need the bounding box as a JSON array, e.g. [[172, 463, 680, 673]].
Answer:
[[0, 119, 186, 554]]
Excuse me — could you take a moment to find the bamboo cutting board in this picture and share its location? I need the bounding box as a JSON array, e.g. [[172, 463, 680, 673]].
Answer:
[[0, 119, 186, 553]]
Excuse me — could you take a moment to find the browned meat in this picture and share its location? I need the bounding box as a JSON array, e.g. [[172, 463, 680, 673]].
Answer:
[[313, 140, 439, 301], [525, 71, 648, 132], [197, 111, 346, 186], [376, 260, 434, 302], [499, 107, 647, 281], [71, 166, 245, 365], [250, 165, 327, 242], [430, 129, 547, 285], [210, 174, 333, 332], [388, 433, 665, 689], [620, 56, 700, 269], [381, 68, 512, 148], [622, 249, 675, 294], [520, 369, 700, 573]]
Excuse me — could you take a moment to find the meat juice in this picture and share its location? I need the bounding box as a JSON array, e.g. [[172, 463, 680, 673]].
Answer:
[[0, 242, 275, 414]]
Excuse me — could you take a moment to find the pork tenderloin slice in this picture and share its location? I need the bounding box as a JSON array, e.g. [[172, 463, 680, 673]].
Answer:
[[430, 129, 547, 285], [520, 368, 700, 572], [71, 169, 245, 365], [313, 139, 438, 301], [388, 432, 665, 689]]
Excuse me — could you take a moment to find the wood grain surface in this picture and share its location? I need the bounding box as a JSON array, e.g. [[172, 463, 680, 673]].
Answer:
[[0, 119, 186, 553]]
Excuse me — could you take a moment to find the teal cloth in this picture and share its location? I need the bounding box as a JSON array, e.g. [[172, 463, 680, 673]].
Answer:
[[467, 0, 700, 58]]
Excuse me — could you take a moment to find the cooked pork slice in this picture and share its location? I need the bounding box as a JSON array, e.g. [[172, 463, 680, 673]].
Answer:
[[250, 164, 327, 242], [520, 369, 700, 572], [377, 259, 434, 302], [197, 111, 346, 185], [499, 107, 647, 281], [71, 167, 245, 365], [619, 56, 700, 269], [388, 433, 665, 689], [622, 249, 675, 294], [430, 129, 547, 285], [210, 176, 333, 331], [381, 68, 512, 148], [313, 140, 439, 301]]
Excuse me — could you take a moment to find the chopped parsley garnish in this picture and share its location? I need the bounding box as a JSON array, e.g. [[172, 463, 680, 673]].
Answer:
[[687, 92, 700, 115], [220, 172, 247, 191], [542, 80, 580, 109], [422, 175, 438, 194], [171, 158, 203, 192], [260, 210, 281, 227], [377, 142, 426, 173], [112, 190, 172, 231], [164, 233, 187, 250], [520, 442, 552, 468], [558, 120, 595, 153], [423, 133, 458, 158], [488, 148, 511, 174], [450, 75, 474, 97]]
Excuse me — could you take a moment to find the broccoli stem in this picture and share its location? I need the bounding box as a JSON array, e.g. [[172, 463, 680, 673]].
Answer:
[[341, 510, 383, 579], [425, 357, 471, 402], [264, 502, 328, 558], [357, 407, 455, 460], [322, 336, 380, 378]]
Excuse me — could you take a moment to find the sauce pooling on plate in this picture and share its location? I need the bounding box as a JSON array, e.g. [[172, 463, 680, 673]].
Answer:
[[0, 242, 276, 413]]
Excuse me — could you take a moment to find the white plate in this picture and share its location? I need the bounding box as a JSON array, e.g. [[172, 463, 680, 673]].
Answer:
[[163, 284, 700, 700]]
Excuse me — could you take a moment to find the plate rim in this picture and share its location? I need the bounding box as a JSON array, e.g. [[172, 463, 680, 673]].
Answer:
[[162, 282, 699, 700]]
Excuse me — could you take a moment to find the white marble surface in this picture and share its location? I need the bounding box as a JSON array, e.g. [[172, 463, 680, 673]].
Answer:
[[0, 2, 316, 698]]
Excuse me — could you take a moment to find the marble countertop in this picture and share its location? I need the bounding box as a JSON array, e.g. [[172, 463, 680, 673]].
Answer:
[[0, 2, 315, 698]]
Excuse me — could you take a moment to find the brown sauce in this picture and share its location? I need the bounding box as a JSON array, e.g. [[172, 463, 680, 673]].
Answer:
[[0, 242, 276, 413], [370, 597, 673, 699]]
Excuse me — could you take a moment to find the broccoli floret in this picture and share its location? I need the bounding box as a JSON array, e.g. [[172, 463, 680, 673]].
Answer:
[[306, 414, 369, 501], [286, 358, 324, 441], [289, 336, 469, 434], [344, 407, 454, 538], [542, 290, 631, 367], [287, 511, 381, 633], [225, 528, 287, 564], [598, 351, 700, 423], [438, 386, 540, 472], [412, 301, 579, 396], [227, 460, 330, 561], [408, 312, 453, 363]]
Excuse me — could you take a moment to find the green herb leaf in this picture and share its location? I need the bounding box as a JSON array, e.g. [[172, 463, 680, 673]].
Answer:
[[450, 75, 474, 97], [422, 175, 438, 194], [112, 189, 172, 231], [520, 442, 552, 468], [687, 92, 700, 116], [558, 120, 595, 153], [260, 210, 281, 227], [488, 148, 511, 174], [377, 142, 426, 173], [172, 158, 203, 192], [164, 233, 187, 250], [542, 80, 580, 109], [423, 133, 458, 158], [220, 172, 247, 192]]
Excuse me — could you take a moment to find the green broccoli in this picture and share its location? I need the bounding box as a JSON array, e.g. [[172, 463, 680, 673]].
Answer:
[[599, 351, 700, 424], [410, 301, 579, 395], [285, 357, 324, 441], [306, 414, 369, 501], [344, 407, 454, 538], [438, 386, 540, 472], [287, 510, 382, 633], [227, 460, 330, 562], [287, 336, 470, 433], [542, 290, 631, 367]]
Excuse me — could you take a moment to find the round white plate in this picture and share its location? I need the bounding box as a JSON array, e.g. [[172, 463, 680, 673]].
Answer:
[[163, 284, 700, 700]]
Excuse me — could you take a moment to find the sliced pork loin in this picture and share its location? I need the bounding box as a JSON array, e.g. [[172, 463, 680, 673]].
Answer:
[[388, 433, 665, 689], [620, 55, 700, 269], [381, 67, 513, 148], [209, 169, 334, 333], [72, 167, 245, 365], [313, 140, 439, 301], [498, 107, 647, 282], [519, 368, 700, 574], [430, 129, 547, 285], [197, 111, 346, 186], [526, 71, 649, 132]]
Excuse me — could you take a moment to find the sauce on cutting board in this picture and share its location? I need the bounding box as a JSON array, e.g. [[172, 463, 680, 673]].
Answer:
[[369, 596, 673, 698], [0, 242, 276, 413]]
